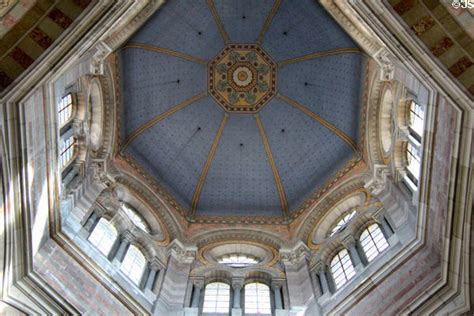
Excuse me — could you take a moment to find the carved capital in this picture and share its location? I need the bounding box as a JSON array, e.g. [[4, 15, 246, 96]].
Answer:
[[271, 280, 284, 291], [280, 241, 310, 265], [191, 277, 204, 289], [148, 257, 163, 271], [365, 164, 390, 195], [121, 230, 135, 243], [341, 235, 356, 248], [90, 41, 113, 75], [374, 48, 396, 81], [232, 278, 244, 290], [167, 240, 196, 264], [313, 260, 327, 273]]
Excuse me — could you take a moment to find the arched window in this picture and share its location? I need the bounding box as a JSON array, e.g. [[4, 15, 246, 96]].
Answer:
[[57, 93, 74, 127], [122, 204, 150, 233], [120, 245, 146, 285], [88, 218, 117, 256], [406, 142, 421, 187], [202, 282, 230, 314], [218, 254, 259, 268], [59, 135, 76, 169], [244, 283, 271, 315], [359, 224, 389, 262], [329, 210, 356, 237], [408, 100, 424, 140], [330, 249, 356, 290]]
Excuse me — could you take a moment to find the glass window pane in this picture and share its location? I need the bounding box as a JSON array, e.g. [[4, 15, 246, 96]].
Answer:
[[120, 245, 146, 285], [88, 218, 117, 255], [202, 282, 230, 314], [330, 211, 356, 236], [244, 283, 271, 315], [122, 204, 150, 232], [360, 224, 389, 262], [330, 249, 355, 290]]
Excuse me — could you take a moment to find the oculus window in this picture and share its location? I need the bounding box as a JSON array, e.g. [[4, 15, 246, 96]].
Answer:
[[218, 254, 259, 268], [330, 211, 356, 236]]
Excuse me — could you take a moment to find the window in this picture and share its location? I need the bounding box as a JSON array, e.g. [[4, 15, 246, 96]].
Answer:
[[122, 204, 150, 233], [202, 282, 230, 314], [406, 142, 421, 186], [360, 224, 389, 262], [59, 135, 76, 169], [120, 245, 146, 285], [244, 283, 271, 315], [330, 249, 356, 290], [408, 100, 424, 139], [57, 94, 73, 127], [218, 254, 259, 268], [88, 218, 117, 255], [330, 211, 356, 236]]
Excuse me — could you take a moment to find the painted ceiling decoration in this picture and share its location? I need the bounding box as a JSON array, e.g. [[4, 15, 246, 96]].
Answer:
[[388, 0, 473, 96], [119, 0, 365, 221], [0, 0, 93, 93]]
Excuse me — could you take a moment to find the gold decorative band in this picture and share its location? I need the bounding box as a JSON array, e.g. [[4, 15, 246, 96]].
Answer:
[[207, 0, 230, 44], [256, 0, 282, 44], [278, 94, 360, 155], [190, 114, 229, 217], [124, 43, 208, 64], [122, 92, 207, 149], [278, 48, 361, 66], [255, 115, 289, 219]]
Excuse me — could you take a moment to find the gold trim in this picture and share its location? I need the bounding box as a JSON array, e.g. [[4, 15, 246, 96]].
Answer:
[[122, 92, 207, 150], [123, 43, 208, 64], [190, 114, 229, 217], [278, 48, 361, 66], [255, 115, 289, 219], [197, 240, 279, 268], [278, 94, 360, 155], [256, 0, 282, 44], [306, 188, 370, 249], [206, 0, 230, 44]]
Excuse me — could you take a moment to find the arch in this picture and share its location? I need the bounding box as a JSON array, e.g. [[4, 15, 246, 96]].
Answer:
[[244, 282, 272, 315], [202, 282, 231, 314], [330, 248, 355, 290], [120, 244, 147, 286], [88, 217, 118, 256], [379, 86, 394, 156], [88, 79, 104, 151], [359, 223, 389, 262]]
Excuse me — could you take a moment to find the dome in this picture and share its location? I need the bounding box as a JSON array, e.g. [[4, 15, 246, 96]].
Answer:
[[118, 0, 365, 221]]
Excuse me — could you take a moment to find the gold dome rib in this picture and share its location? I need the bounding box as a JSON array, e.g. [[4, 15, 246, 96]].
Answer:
[[122, 92, 207, 150], [255, 114, 289, 220], [278, 94, 360, 155], [189, 114, 229, 218], [206, 0, 230, 44], [256, 0, 282, 44], [278, 48, 361, 67], [124, 43, 208, 65]]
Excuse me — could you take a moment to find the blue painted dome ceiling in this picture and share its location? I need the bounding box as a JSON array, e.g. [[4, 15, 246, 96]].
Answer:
[[118, 0, 366, 222]]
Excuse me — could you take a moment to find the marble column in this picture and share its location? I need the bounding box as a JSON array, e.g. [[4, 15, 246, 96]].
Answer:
[[111, 231, 133, 265], [271, 281, 283, 309], [314, 261, 330, 296], [232, 278, 244, 309], [342, 235, 364, 271], [79, 208, 102, 238], [191, 279, 204, 308]]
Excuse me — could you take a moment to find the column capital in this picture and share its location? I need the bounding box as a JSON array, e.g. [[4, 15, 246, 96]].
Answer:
[[271, 280, 284, 291], [148, 257, 164, 271], [167, 240, 196, 264], [191, 277, 204, 289], [121, 230, 135, 243], [313, 260, 327, 273], [280, 241, 310, 265], [341, 234, 357, 248], [231, 278, 244, 290]]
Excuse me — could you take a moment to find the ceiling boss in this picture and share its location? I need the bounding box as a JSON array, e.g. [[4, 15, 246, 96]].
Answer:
[[209, 44, 276, 113]]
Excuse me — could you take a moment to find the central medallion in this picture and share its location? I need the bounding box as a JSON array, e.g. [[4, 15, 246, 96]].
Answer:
[[209, 44, 276, 113]]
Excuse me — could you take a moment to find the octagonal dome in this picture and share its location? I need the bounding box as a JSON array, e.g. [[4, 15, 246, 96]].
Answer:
[[118, 0, 365, 221]]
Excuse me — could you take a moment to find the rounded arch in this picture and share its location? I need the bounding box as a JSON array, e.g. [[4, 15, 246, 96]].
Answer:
[[88, 78, 104, 151], [379, 84, 394, 158]]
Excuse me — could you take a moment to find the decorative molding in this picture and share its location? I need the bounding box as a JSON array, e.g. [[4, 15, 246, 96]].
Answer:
[[279, 242, 310, 266], [256, 0, 282, 44], [123, 43, 208, 65], [278, 48, 361, 67], [206, 0, 230, 44]]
